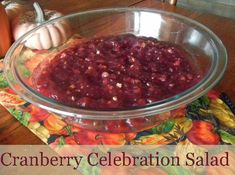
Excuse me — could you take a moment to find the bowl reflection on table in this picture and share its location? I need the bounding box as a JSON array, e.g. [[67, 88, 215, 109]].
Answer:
[[4, 8, 227, 133]]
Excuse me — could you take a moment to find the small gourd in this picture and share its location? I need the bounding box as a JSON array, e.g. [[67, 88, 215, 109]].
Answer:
[[12, 2, 71, 50]]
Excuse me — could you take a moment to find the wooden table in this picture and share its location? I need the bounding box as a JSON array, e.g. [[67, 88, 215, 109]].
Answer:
[[0, 0, 235, 144]]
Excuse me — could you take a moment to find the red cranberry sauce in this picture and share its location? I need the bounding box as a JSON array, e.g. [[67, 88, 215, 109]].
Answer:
[[35, 34, 201, 110]]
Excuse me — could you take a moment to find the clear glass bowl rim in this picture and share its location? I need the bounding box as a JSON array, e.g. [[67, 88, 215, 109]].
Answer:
[[4, 8, 228, 120]]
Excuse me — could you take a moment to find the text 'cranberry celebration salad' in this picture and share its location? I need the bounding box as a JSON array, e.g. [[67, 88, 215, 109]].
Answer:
[[34, 34, 201, 110]]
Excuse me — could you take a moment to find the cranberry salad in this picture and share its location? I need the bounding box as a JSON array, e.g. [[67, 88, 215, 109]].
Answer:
[[34, 34, 201, 109]]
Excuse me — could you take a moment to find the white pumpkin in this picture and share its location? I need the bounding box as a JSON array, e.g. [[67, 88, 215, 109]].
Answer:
[[1, 0, 26, 21], [12, 2, 71, 50]]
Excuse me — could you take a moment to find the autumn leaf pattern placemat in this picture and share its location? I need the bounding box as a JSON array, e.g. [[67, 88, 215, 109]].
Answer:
[[1, 57, 235, 146], [1, 58, 235, 174]]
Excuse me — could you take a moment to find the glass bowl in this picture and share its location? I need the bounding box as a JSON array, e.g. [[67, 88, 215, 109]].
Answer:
[[4, 8, 227, 133]]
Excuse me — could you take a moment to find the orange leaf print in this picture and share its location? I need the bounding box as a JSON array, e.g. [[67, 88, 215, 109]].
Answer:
[[0, 91, 25, 106], [125, 133, 137, 142], [26, 104, 50, 122], [44, 115, 67, 134]]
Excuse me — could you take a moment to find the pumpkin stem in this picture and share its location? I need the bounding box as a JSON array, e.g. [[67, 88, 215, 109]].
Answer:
[[33, 2, 45, 23]]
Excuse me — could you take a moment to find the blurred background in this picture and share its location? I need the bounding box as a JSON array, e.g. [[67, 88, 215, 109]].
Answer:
[[165, 0, 235, 19], [2, 0, 235, 19]]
